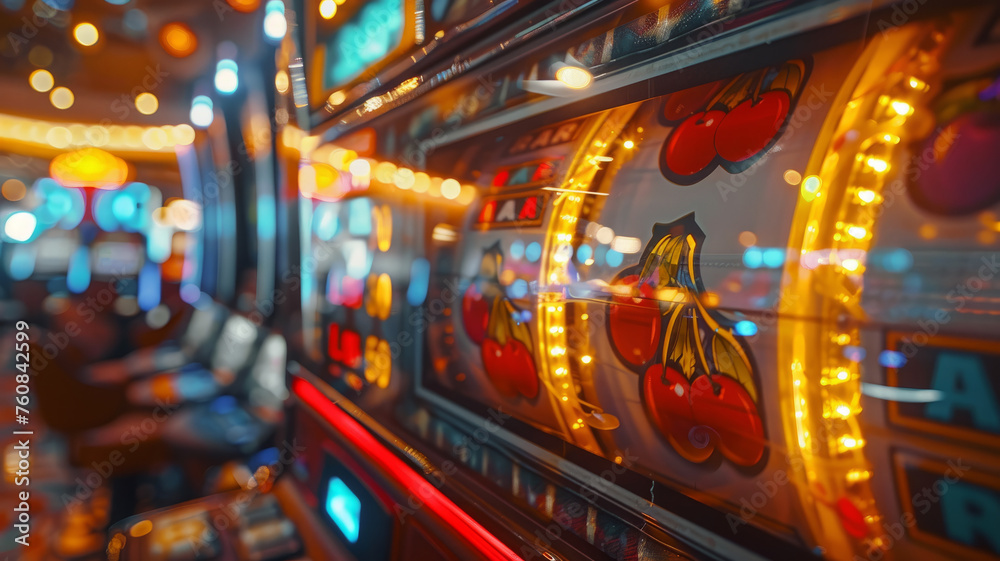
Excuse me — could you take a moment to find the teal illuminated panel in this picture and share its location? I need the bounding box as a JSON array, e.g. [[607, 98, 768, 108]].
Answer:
[[325, 477, 361, 543], [323, 0, 404, 89]]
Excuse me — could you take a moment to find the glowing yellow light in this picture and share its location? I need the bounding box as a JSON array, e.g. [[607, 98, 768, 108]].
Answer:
[[29, 69, 53, 92], [841, 436, 862, 449], [135, 92, 159, 115], [555, 65, 592, 89], [50, 87, 74, 109], [835, 334, 851, 345], [857, 189, 876, 203], [2, 179, 26, 202], [124, 126, 144, 148], [441, 178, 461, 200], [841, 259, 860, 272], [373, 162, 396, 183], [299, 163, 345, 201], [329, 90, 347, 106], [784, 169, 802, 185], [581, 355, 592, 364], [837, 370, 850, 381], [142, 127, 168, 150], [319, 0, 337, 19], [394, 168, 415, 190], [46, 126, 71, 148], [890, 100, 912, 116], [847, 470, 871, 482], [456, 185, 476, 205], [580, 314, 588, 320], [866, 158, 888, 173], [50, 148, 129, 189], [348, 158, 371, 177], [172, 124, 196, 145], [836, 405, 852, 417], [561, 396, 569, 401], [802, 175, 821, 193], [275, 70, 289, 93], [394, 77, 421, 96], [413, 172, 430, 193], [73, 23, 99, 47], [159, 23, 198, 57], [847, 226, 867, 239], [622, 140, 634, 149]]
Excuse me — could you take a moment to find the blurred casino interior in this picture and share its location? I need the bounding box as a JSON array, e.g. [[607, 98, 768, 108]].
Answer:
[[1, 0, 1000, 560]]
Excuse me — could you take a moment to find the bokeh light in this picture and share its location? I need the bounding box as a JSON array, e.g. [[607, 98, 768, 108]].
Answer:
[[50, 86, 74, 109], [73, 22, 99, 46], [135, 92, 159, 115], [2, 179, 26, 201], [319, 0, 336, 19], [29, 69, 53, 92], [159, 23, 198, 57]]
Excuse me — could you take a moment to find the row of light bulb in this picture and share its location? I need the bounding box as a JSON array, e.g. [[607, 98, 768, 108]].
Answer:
[[0, 113, 195, 152]]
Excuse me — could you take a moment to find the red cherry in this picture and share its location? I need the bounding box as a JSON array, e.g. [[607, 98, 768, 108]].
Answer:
[[664, 110, 726, 177], [662, 81, 723, 122], [909, 113, 1000, 215], [506, 339, 539, 398], [482, 338, 515, 397], [482, 337, 539, 399], [691, 375, 765, 467], [462, 284, 489, 344], [643, 364, 714, 463], [608, 274, 660, 367], [714, 90, 790, 163]]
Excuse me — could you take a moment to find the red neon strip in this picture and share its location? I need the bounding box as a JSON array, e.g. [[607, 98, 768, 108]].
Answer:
[[292, 378, 524, 561]]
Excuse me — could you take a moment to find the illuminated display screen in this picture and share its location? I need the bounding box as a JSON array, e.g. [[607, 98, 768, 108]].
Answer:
[[299, 195, 424, 400], [317, 450, 393, 560], [323, 0, 404, 89], [325, 477, 361, 543]]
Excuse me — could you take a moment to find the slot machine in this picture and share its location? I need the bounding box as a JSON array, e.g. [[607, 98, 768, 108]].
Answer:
[[99, 0, 1000, 560], [270, 0, 1000, 560], [2, 155, 189, 361]]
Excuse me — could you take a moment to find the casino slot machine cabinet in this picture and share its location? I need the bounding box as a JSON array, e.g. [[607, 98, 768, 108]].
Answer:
[[107, 0, 1000, 560], [3, 162, 188, 362], [408, 4, 1000, 561]]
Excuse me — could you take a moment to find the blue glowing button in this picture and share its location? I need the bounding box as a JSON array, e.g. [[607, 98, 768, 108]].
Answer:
[[326, 477, 361, 543]]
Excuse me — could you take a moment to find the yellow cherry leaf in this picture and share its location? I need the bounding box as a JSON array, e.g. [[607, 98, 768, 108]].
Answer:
[[711, 329, 757, 402]]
